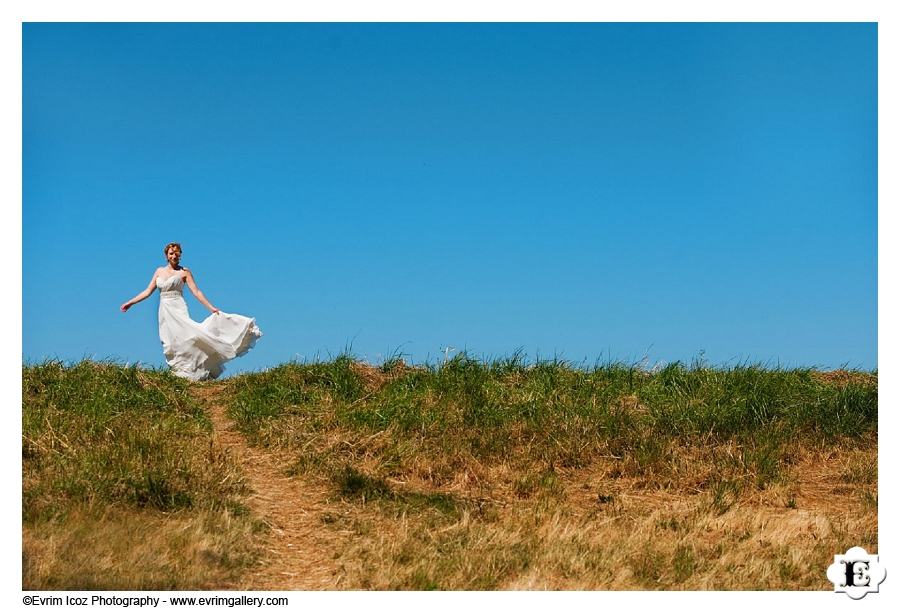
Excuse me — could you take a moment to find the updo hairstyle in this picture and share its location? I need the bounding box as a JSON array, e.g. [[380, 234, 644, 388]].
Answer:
[[164, 242, 182, 257]]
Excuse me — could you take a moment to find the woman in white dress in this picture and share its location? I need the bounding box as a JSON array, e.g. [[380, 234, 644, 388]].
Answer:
[[120, 242, 263, 381]]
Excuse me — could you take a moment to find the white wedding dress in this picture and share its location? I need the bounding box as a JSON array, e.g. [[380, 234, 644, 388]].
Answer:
[[156, 273, 263, 381]]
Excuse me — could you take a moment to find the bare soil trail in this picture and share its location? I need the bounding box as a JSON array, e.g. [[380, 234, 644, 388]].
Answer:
[[190, 383, 346, 590]]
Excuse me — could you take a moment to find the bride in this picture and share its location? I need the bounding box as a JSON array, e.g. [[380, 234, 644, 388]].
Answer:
[[120, 242, 262, 381]]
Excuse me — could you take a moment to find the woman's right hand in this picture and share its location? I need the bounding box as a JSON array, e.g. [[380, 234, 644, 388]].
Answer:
[[120, 302, 131, 312]]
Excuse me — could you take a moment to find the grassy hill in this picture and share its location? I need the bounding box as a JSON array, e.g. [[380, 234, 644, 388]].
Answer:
[[22, 356, 877, 590]]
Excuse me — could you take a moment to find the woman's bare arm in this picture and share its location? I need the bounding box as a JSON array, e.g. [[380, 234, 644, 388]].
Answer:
[[120, 270, 159, 312], [183, 268, 220, 314]]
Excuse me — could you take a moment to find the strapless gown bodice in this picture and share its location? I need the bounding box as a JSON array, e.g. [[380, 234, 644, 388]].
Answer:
[[157, 273, 186, 294], [156, 273, 262, 381]]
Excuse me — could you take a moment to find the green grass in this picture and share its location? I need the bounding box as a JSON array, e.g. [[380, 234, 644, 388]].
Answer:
[[333, 465, 463, 516], [223, 352, 877, 488], [23, 359, 247, 519]]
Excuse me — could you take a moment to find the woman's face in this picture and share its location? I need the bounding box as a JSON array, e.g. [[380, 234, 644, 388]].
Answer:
[[167, 248, 181, 266]]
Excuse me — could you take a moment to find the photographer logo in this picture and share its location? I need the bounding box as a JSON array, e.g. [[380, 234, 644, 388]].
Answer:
[[826, 546, 886, 599]]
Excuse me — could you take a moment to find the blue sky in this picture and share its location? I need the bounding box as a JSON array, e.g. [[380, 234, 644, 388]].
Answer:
[[22, 22, 877, 373]]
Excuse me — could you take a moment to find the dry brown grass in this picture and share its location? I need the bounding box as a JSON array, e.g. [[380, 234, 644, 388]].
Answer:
[[811, 369, 878, 387], [23, 505, 261, 590], [319, 438, 876, 589], [349, 360, 421, 392]]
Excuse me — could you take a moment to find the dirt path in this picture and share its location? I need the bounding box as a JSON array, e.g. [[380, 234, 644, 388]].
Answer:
[[190, 383, 346, 590]]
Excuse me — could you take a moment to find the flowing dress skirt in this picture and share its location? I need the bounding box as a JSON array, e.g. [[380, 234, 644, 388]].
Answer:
[[157, 280, 262, 381]]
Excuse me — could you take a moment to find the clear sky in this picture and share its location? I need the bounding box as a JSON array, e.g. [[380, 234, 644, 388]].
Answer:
[[22, 22, 877, 374]]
